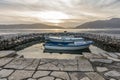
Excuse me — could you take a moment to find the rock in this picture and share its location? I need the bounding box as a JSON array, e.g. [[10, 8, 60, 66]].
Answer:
[[0, 78, 7, 80], [51, 71, 70, 80], [76, 57, 94, 71], [0, 69, 13, 78], [33, 71, 50, 78], [115, 53, 120, 57], [55, 78, 62, 80], [8, 70, 34, 80], [0, 58, 13, 67], [82, 52, 105, 59], [0, 51, 16, 58], [109, 78, 116, 80], [25, 59, 40, 70], [5, 58, 34, 69], [38, 76, 54, 80], [80, 77, 90, 80], [106, 53, 118, 59], [104, 71, 120, 77], [90, 59, 113, 63], [96, 67, 108, 72], [85, 72, 105, 80]]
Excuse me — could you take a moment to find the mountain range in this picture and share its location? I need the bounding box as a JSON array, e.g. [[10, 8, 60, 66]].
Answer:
[[0, 18, 120, 29], [76, 18, 120, 29], [0, 23, 63, 29]]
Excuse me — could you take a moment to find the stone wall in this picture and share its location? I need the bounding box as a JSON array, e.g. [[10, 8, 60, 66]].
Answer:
[[0, 33, 44, 51]]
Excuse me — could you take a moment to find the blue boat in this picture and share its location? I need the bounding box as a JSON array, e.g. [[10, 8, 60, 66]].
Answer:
[[44, 41, 93, 50], [46, 36, 84, 42]]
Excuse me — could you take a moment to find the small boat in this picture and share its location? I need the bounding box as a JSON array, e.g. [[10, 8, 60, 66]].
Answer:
[[44, 41, 93, 50], [46, 36, 84, 42]]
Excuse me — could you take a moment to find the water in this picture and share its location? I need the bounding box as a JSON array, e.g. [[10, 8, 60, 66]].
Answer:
[[0, 28, 120, 34]]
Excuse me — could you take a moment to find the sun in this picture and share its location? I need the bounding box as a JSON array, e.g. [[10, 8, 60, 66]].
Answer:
[[35, 11, 69, 23]]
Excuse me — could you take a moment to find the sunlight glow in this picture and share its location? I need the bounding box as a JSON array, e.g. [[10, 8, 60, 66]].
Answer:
[[24, 11, 70, 23], [39, 11, 69, 20], [38, 11, 69, 23]]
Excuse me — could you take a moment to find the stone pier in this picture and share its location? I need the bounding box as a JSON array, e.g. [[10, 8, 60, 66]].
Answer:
[[0, 51, 120, 80]]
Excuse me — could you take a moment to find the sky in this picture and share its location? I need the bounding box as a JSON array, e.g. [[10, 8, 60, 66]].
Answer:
[[0, 0, 120, 28]]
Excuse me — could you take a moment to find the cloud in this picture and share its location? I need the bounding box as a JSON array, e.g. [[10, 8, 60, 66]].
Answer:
[[0, 0, 120, 27]]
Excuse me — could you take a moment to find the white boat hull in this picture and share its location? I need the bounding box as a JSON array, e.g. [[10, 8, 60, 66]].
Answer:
[[44, 45, 89, 50], [49, 39, 82, 42], [48, 37, 84, 42]]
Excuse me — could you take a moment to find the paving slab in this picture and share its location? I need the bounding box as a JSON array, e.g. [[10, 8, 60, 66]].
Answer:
[[38, 63, 60, 70], [8, 70, 34, 80], [80, 77, 90, 80], [38, 76, 54, 80], [69, 72, 86, 80], [0, 58, 13, 67], [68, 72, 78, 80], [90, 59, 113, 63], [85, 72, 105, 80], [57, 59, 78, 71], [25, 59, 40, 70], [27, 78, 37, 80], [0, 69, 14, 78], [0, 51, 16, 58], [76, 57, 94, 71], [33, 71, 51, 78], [51, 71, 70, 80], [4, 58, 34, 69], [82, 52, 105, 59]]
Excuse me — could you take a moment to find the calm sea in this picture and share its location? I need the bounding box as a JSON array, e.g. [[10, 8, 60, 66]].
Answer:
[[0, 29, 120, 37]]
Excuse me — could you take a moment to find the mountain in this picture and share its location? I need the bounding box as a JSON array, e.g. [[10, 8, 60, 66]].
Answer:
[[0, 23, 63, 29], [76, 18, 120, 29]]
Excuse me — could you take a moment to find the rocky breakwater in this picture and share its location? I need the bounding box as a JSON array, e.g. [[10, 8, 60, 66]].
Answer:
[[0, 33, 44, 51], [79, 33, 120, 52], [0, 51, 120, 80]]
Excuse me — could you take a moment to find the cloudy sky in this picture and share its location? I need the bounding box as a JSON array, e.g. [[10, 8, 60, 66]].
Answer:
[[0, 0, 120, 28]]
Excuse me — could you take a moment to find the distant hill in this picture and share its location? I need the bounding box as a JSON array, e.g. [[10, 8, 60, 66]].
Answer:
[[0, 23, 63, 29], [76, 18, 120, 29]]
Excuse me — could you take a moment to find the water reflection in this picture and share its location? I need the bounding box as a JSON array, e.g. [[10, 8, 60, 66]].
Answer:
[[0, 29, 120, 35]]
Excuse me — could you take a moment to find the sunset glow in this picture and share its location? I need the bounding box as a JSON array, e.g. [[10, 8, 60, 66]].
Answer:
[[0, 0, 120, 27], [36, 11, 69, 23]]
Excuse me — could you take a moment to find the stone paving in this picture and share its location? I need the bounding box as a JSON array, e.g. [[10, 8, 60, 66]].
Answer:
[[0, 51, 120, 80]]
